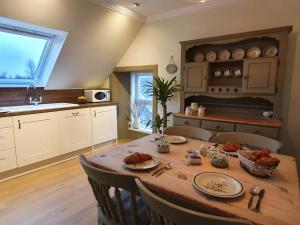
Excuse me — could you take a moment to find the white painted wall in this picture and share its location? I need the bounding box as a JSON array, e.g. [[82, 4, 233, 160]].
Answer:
[[117, 0, 300, 161], [0, 0, 143, 89]]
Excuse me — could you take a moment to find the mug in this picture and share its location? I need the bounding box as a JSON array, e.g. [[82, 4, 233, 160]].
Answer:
[[214, 70, 222, 77], [234, 69, 242, 77], [263, 111, 273, 117], [224, 69, 231, 77]]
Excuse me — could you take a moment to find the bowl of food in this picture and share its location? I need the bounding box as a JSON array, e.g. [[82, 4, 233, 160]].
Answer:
[[237, 149, 280, 177], [221, 142, 242, 157]]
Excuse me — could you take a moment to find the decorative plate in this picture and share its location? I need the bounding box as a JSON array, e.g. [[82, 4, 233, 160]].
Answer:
[[263, 45, 278, 57], [205, 51, 217, 62], [166, 135, 187, 144], [218, 49, 231, 61], [122, 155, 160, 170], [194, 52, 205, 62], [166, 56, 178, 74], [232, 48, 245, 60], [193, 172, 244, 198], [247, 46, 261, 58]]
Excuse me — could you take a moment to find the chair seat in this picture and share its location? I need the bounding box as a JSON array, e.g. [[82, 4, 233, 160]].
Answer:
[[98, 190, 149, 225]]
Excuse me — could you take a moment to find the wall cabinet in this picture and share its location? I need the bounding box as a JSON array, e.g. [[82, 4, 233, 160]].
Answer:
[[184, 63, 208, 92], [242, 57, 278, 94], [59, 108, 91, 154], [91, 106, 117, 145], [0, 117, 17, 172], [13, 112, 60, 167]]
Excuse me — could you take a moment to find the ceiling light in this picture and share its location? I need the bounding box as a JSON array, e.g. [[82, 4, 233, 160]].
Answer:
[[132, 3, 140, 7], [186, 0, 207, 3]]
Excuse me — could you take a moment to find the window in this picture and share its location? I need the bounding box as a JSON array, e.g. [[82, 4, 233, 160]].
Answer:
[[130, 72, 153, 132], [0, 17, 68, 87]]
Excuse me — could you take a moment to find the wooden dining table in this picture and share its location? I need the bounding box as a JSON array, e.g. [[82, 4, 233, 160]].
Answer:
[[88, 134, 300, 225]]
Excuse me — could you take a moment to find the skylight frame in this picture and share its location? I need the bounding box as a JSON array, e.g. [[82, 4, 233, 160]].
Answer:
[[0, 17, 68, 88]]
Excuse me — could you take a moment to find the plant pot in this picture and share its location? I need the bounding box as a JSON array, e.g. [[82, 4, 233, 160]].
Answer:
[[157, 145, 170, 154]]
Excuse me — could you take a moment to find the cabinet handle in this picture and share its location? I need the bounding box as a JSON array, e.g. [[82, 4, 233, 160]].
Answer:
[[184, 121, 189, 125], [203, 76, 208, 80], [243, 75, 249, 80], [0, 136, 4, 139], [18, 120, 21, 129], [0, 157, 6, 161], [254, 130, 260, 134], [94, 110, 97, 117], [215, 125, 221, 130], [72, 112, 80, 116]]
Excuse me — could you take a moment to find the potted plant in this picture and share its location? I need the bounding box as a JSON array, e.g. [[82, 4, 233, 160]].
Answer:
[[146, 114, 171, 134], [144, 76, 179, 128]]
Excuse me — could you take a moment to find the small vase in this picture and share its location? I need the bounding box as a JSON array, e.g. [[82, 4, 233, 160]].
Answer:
[[133, 118, 139, 129], [157, 145, 170, 154]]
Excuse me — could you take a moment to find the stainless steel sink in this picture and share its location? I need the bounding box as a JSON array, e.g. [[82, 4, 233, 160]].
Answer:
[[0, 103, 79, 113]]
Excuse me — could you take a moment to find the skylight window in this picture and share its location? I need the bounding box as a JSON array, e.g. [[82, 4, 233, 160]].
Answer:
[[0, 17, 68, 87]]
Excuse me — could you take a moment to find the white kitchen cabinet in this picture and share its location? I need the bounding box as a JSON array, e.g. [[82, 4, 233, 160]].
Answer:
[[0, 117, 17, 172], [59, 108, 91, 154], [13, 112, 60, 167], [91, 105, 117, 145]]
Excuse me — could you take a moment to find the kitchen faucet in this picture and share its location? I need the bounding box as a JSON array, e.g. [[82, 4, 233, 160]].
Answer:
[[27, 84, 42, 106]]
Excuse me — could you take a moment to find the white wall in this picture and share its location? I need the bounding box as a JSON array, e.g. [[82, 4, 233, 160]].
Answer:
[[0, 0, 143, 89], [117, 0, 300, 160]]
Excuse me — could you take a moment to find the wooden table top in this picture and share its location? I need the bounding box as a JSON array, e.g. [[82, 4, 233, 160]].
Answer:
[[174, 113, 283, 128], [88, 134, 300, 225]]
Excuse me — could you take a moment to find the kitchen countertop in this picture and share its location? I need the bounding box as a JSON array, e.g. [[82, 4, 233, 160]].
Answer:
[[174, 113, 283, 128], [0, 102, 118, 118]]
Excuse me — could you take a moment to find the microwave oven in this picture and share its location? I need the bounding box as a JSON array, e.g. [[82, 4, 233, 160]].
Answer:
[[84, 90, 111, 102]]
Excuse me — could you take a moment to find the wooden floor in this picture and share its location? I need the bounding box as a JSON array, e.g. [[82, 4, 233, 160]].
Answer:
[[0, 141, 131, 225]]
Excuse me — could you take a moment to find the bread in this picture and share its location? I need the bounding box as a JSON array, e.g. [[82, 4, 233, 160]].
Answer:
[[247, 149, 280, 167], [223, 142, 242, 152], [124, 152, 152, 164]]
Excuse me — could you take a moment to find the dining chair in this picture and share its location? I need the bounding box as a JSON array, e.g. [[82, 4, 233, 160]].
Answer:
[[216, 132, 282, 153], [164, 125, 213, 141], [135, 178, 253, 225], [79, 155, 149, 225]]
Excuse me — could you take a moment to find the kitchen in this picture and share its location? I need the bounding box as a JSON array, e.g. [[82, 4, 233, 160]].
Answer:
[[0, 0, 300, 225]]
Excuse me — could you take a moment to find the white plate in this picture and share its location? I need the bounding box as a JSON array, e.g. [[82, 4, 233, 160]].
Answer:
[[205, 51, 217, 62], [122, 155, 160, 170], [218, 49, 231, 61], [167, 135, 187, 144], [247, 46, 261, 58], [194, 52, 205, 62], [232, 48, 245, 59], [263, 45, 278, 57], [193, 172, 244, 198]]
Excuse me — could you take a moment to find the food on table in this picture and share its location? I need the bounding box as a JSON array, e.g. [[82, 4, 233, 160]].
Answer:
[[124, 152, 153, 164], [223, 142, 242, 152], [246, 149, 280, 167]]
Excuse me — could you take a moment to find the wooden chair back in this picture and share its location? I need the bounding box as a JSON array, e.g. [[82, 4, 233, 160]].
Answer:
[[164, 126, 213, 141], [79, 154, 144, 225], [216, 132, 282, 153], [135, 178, 253, 225]]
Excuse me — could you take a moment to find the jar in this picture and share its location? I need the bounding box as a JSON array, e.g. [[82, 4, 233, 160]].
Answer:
[[198, 105, 206, 117], [185, 106, 193, 116]]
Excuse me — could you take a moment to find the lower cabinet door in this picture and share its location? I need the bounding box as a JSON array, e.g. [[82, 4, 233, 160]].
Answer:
[[59, 108, 92, 154], [91, 106, 117, 145], [0, 148, 17, 172], [13, 112, 60, 167]]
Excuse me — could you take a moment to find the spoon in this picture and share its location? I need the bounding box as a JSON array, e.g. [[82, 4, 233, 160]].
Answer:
[[152, 161, 172, 176], [155, 162, 173, 177], [248, 186, 260, 209]]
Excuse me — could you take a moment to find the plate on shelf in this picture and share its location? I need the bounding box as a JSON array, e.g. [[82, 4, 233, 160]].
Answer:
[[194, 52, 205, 62], [205, 51, 217, 62], [166, 135, 187, 144], [232, 48, 245, 59], [263, 45, 278, 57], [218, 49, 231, 61], [247, 46, 261, 58], [122, 155, 160, 170], [193, 172, 244, 198]]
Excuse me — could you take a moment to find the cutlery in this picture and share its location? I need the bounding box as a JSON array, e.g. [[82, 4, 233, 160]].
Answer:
[[248, 186, 260, 209], [152, 162, 172, 176], [252, 189, 265, 213], [155, 162, 173, 177]]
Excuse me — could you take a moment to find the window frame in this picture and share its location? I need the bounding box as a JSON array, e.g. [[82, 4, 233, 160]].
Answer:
[[0, 16, 68, 87]]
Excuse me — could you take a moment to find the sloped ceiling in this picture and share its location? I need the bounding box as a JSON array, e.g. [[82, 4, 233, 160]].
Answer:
[[0, 0, 144, 89]]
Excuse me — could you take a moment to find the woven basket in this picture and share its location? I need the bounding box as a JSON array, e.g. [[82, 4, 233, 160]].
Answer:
[[237, 150, 278, 178]]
